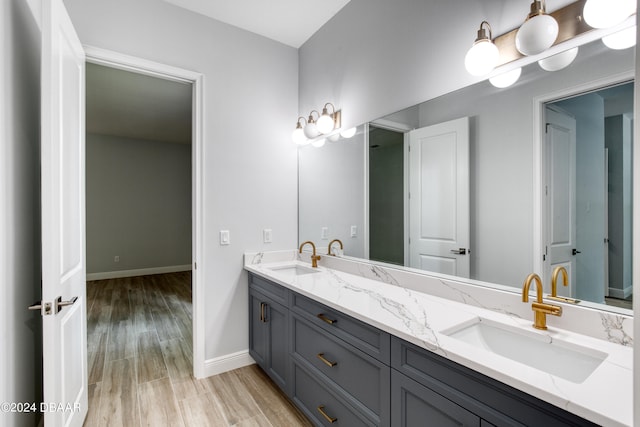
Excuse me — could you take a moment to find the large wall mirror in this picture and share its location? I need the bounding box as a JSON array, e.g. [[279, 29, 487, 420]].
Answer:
[[298, 28, 634, 315]]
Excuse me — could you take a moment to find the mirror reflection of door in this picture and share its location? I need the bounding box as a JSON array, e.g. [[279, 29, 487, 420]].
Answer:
[[544, 81, 633, 305], [408, 117, 470, 277]]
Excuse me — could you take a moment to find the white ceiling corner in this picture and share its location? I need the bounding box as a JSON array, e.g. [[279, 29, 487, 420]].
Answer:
[[162, 0, 352, 48]]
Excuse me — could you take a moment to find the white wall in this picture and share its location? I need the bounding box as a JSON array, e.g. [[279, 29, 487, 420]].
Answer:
[[86, 133, 192, 276], [298, 130, 366, 257], [64, 0, 298, 365], [1, 0, 43, 425]]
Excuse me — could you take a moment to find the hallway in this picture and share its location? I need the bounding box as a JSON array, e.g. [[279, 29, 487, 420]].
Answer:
[[85, 272, 310, 426]]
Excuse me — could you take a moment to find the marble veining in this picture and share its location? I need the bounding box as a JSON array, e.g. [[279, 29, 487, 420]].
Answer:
[[244, 250, 634, 427]]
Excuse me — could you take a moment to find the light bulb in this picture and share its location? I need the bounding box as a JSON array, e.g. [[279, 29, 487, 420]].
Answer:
[[538, 47, 579, 71], [602, 26, 636, 50], [303, 121, 319, 139], [584, 0, 636, 29], [515, 14, 558, 56], [292, 127, 307, 145], [317, 112, 335, 134], [465, 40, 499, 76], [311, 138, 326, 148], [340, 127, 357, 138], [489, 68, 522, 88]]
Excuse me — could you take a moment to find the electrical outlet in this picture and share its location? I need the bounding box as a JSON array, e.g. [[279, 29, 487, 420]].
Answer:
[[114, 256, 120, 262]]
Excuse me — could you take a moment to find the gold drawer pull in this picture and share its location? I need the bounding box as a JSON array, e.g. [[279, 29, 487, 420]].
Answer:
[[317, 353, 337, 367], [317, 405, 337, 423], [317, 313, 337, 325], [260, 302, 268, 323]]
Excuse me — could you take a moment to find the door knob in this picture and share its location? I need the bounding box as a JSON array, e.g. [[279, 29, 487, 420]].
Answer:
[[450, 248, 467, 255], [572, 249, 582, 255]]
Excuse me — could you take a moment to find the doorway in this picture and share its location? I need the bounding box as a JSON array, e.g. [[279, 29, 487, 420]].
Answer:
[[541, 80, 634, 306]]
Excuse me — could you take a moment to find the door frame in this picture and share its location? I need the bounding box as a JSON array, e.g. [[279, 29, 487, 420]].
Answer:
[[532, 70, 634, 287], [83, 46, 206, 378]]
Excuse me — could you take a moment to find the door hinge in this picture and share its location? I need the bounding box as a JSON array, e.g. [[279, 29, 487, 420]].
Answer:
[[545, 123, 550, 133]]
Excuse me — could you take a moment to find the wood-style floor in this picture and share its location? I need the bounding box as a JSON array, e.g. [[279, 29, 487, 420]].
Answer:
[[85, 272, 312, 427]]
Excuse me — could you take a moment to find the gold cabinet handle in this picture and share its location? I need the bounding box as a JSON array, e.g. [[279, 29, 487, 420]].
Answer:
[[317, 313, 336, 325], [317, 353, 337, 367], [260, 302, 267, 323], [317, 405, 337, 423]]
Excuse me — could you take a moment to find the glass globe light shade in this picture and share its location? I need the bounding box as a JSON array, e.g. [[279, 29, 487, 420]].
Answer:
[[602, 26, 637, 50], [328, 133, 340, 142], [303, 121, 319, 139], [316, 113, 335, 134], [538, 47, 579, 71], [489, 68, 522, 88], [583, 0, 636, 29], [515, 14, 559, 56], [311, 138, 326, 148], [292, 127, 307, 145], [340, 127, 357, 138], [464, 40, 499, 76]]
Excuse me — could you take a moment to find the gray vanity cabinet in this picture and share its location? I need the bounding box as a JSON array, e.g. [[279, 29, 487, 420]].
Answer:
[[248, 277, 290, 394]]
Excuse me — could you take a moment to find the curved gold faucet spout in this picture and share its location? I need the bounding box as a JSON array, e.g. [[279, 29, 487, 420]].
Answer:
[[522, 273, 543, 303], [327, 239, 343, 256], [551, 266, 568, 297], [299, 241, 321, 268]]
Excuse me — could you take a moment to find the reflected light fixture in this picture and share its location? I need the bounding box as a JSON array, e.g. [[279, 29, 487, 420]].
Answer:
[[602, 25, 637, 50], [340, 127, 357, 138], [515, 0, 559, 56], [317, 103, 338, 134], [583, 0, 636, 29], [464, 21, 500, 76], [538, 47, 579, 71], [311, 138, 326, 148], [303, 110, 320, 139], [292, 117, 308, 145], [489, 67, 522, 88]]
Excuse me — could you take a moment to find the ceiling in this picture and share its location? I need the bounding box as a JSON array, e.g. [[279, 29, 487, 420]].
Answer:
[[162, 0, 352, 48], [86, 63, 193, 144]]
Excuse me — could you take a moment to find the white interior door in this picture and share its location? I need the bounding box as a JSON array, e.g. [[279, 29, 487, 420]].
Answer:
[[408, 117, 470, 277], [40, 1, 88, 425], [545, 107, 577, 297]]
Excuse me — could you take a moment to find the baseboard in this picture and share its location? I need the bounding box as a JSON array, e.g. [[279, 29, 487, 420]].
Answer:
[[201, 350, 255, 378], [86, 264, 192, 281], [608, 285, 633, 299]]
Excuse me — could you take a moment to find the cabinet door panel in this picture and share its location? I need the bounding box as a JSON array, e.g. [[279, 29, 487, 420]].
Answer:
[[392, 370, 479, 427], [249, 290, 268, 367], [267, 299, 288, 390]]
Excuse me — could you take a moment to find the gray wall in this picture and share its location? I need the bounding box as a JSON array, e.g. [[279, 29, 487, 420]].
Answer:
[[86, 133, 192, 275], [65, 0, 298, 362], [0, 0, 43, 425]]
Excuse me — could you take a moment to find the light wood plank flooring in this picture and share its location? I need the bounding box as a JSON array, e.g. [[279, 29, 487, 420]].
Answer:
[[85, 272, 312, 427]]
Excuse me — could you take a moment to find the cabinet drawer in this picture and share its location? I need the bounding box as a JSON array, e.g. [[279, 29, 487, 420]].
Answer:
[[249, 273, 289, 305], [292, 362, 374, 427], [292, 315, 389, 424], [391, 338, 597, 427], [291, 293, 390, 363]]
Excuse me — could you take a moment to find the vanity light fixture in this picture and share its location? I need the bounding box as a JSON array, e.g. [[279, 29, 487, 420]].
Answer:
[[515, 0, 559, 56], [317, 103, 339, 134], [464, 21, 500, 76], [537, 47, 579, 71], [303, 110, 320, 139], [602, 25, 637, 50], [583, 0, 636, 29], [340, 127, 357, 138], [311, 138, 326, 148], [489, 67, 522, 88]]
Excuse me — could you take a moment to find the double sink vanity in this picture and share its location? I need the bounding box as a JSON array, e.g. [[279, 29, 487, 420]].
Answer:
[[244, 249, 633, 426]]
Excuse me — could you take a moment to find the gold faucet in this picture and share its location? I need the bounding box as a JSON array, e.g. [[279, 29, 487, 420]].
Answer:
[[547, 266, 580, 304], [327, 239, 343, 256], [522, 273, 562, 330], [299, 241, 321, 268]]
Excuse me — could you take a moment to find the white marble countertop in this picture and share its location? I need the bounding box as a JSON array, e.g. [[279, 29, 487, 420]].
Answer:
[[244, 252, 633, 427]]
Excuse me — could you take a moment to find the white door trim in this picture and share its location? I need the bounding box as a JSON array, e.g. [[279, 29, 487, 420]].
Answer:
[[83, 46, 207, 378], [532, 70, 634, 280]]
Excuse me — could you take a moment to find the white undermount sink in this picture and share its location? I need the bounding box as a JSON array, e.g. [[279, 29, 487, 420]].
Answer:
[[442, 318, 607, 383], [267, 264, 319, 278]]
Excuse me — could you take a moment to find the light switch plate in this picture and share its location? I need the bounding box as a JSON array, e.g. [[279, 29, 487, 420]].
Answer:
[[220, 230, 230, 245], [350, 225, 358, 237], [321, 227, 329, 240], [263, 228, 272, 243]]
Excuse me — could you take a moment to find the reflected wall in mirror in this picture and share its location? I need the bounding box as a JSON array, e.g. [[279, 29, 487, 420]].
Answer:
[[298, 36, 634, 314]]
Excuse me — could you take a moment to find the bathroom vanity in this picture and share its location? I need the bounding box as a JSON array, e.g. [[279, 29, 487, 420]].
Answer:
[[245, 250, 632, 427]]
